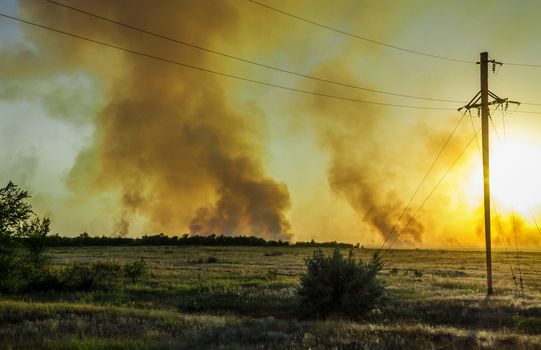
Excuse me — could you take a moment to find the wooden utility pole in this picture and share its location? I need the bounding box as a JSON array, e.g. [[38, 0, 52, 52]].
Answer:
[[459, 52, 518, 295], [480, 52, 493, 295]]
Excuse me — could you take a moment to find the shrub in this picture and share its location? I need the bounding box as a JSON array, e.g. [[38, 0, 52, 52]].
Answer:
[[123, 258, 146, 283], [206, 256, 219, 264], [60, 261, 122, 291], [298, 248, 385, 319], [264, 251, 284, 257], [26, 260, 146, 292], [188, 256, 220, 264], [266, 269, 279, 281], [25, 265, 64, 291], [519, 317, 541, 334]]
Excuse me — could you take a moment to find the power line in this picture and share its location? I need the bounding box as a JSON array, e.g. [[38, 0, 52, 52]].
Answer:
[[511, 208, 525, 295], [489, 115, 502, 141], [505, 62, 541, 68], [247, 0, 475, 64], [491, 107, 525, 295], [377, 114, 466, 251], [493, 202, 519, 291], [518, 102, 541, 106], [512, 110, 541, 115], [469, 114, 481, 153], [503, 108, 508, 138], [490, 53, 541, 69], [488, 54, 541, 105], [529, 209, 541, 235], [42, 0, 464, 104], [0, 12, 458, 112], [382, 129, 479, 253], [500, 106, 525, 294]]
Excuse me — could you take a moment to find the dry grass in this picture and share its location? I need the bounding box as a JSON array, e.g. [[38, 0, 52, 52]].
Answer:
[[1, 246, 541, 349]]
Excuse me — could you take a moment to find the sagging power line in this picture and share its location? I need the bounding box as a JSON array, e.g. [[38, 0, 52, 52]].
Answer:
[[42, 0, 464, 104], [247, 0, 475, 64], [0, 12, 460, 112], [249, 1, 541, 72]]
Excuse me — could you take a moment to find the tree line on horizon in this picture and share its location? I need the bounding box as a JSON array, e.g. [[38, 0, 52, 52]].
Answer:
[[42, 232, 356, 248]]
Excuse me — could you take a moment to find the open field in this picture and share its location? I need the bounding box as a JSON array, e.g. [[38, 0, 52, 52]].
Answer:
[[1, 246, 541, 349]]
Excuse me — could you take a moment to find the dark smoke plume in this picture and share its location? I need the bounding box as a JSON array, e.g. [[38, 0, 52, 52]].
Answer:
[[299, 63, 425, 246], [18, 0, 291, 239], [328, 162, 423, 245]]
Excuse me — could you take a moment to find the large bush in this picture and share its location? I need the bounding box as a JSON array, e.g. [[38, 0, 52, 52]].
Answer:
[[298, 248, 385, 319], [60, 261, 123, 291]]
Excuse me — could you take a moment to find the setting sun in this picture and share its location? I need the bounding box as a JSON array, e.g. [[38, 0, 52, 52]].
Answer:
[[469, 135, 541, 216]]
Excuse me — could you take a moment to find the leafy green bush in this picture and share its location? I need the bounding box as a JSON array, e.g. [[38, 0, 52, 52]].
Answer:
[[60, 261, 122, 291], [123, 258, 146, 283], [27, 260, 146, 292], [298, 248, 385, 319]]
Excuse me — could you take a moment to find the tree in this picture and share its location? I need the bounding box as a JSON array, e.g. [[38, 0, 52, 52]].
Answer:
[[298, 248, 385, 319], [22, 217, 51, 265], [0, 181, 51, 291]]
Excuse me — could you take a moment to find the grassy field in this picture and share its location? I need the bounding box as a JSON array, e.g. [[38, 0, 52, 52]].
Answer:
[[1, 246, 541, 349]]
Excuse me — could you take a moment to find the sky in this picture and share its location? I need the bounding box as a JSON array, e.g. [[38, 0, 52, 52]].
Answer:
[[2, 0, 541, 248]]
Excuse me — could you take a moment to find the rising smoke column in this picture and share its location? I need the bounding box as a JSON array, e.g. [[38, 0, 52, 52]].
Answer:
[[299, 63, 425, 246], [18, 0, 291, 239]]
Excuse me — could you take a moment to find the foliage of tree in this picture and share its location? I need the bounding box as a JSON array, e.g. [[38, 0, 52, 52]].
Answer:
[[298, 248, 385, 319], [0, 181, 50, 292]]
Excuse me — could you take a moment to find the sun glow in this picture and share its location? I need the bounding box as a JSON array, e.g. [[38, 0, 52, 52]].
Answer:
[[469, 136, 541, 215]]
